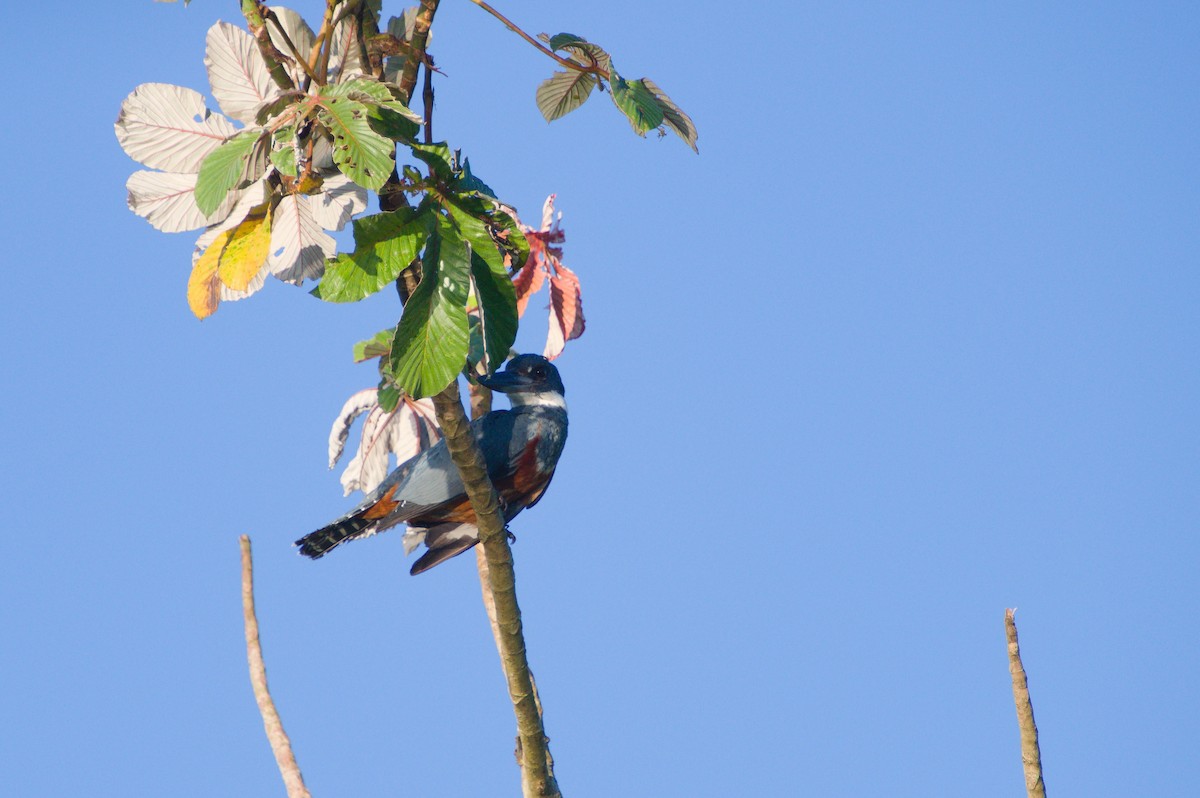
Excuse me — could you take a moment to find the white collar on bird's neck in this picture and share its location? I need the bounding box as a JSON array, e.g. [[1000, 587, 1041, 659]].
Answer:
[[506, 391, 567, 411]]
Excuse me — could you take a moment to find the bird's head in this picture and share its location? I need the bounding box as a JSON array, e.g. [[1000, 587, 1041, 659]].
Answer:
[[477, 354, 566, 408]]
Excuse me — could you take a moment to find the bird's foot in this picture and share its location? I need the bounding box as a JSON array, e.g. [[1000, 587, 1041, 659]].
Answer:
[[504, 526, 517, 544]]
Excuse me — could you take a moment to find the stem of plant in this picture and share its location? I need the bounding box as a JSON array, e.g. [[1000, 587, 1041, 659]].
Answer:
[[466, 0, 609, 78]]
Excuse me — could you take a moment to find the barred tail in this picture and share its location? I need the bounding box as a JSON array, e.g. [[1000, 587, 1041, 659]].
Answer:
[[295, 512, 377, 559]]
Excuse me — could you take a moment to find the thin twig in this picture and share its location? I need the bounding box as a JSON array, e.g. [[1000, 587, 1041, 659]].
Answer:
[[305, 0, 338, 90], [1005, 609, 1047, 798], [422, 57, 435, 144], [240, 536, 311, 798], [466, 0, 609, 79]]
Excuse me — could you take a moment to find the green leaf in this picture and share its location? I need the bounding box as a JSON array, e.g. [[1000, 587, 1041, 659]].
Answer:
[[377, 377, 402, 412], [388, 218, 471, 398], [354, 327, 396, 361], [411, 142, 454, 178], [366, 103, 420, 142], [326, 78, 424, 127], [560, 41, 612, 75], [469, 250, 518, 372], [444, 193, 530, 276], [445, 201, 502, 272], [546, 32, 586, 51], [194, 129, 263, 216], [642, 77, 699, 153], [536, 70, 598, 122], [313, 204, 434, 302], [269, 144, 298, 177], [316, 96, 396, 190], [459, 157, 496, 198], [610, 74, 664, 136]]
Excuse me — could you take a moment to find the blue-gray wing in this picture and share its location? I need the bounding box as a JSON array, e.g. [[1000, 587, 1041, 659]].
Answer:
[[392, 411, 525, 505]]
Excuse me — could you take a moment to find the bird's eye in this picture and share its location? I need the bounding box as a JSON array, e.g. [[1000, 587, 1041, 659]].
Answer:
[[532, 366, 546, 379]]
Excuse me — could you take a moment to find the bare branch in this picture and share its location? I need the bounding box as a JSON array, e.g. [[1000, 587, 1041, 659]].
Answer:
[[240, 535, 311, 798], [1005, 609, 1047, 798]]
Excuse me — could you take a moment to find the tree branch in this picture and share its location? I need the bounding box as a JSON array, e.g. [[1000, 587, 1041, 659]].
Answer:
[[467, 384, 561, 795], [396, 0, 439, 105], [429, 384, 559, 797], [1005, 609, 1046, 798], [263, 7, 322, 86], [240, 0, 297, 92], [466, 0, 610, 79], [240, 535, 311, 798]]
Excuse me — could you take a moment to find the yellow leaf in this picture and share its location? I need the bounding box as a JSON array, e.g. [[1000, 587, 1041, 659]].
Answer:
[[188, 236, 224, 320], [218, 205, 273, 292]]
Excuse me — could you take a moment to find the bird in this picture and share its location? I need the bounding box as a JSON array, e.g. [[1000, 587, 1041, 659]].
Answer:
[[296, 354, 569, 575]]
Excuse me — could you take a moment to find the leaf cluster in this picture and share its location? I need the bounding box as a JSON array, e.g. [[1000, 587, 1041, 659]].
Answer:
[[320, 146, 527, 400], [535, 33, 697, 152]]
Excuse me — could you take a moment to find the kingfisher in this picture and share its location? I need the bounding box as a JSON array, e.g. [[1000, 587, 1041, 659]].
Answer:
[[296, 354, 568, 575]]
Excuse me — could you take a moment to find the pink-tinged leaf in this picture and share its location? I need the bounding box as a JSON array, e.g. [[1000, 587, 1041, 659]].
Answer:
[[541, 194, 557, 230], [205, 22, 275, 124], [384, 403, 425, 466], [512, 261, 547, 317], [332, 393, 441, 495], [115, 83, 238, 173], [328, 388, 379, 468], [406, 397, 440, 434], [549, 263, 586, 340], [269, 194, 336, 284], [125, 170, 241, 233]]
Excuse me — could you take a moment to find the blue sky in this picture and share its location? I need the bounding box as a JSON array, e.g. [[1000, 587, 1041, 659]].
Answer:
[[2, 1, 1197, 795]]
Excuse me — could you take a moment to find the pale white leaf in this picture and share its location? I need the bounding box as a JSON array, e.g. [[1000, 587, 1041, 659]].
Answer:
[[205, 22, 276, 124], [328, 388, 379, 468], [269, 194, 336, 284], [540, 193, 557, 231], [310, 171, 367, 231], [340, 406, 394, 495], [543, 303, 566, 360], [333, 393, 441, 496], [329, 14, 368, 81], [115, 83, 237, 172], [383, 10, 419, 84], [126, 170, 240, 233], [267, 6, 316, 85], [311, 134, 334, 170]]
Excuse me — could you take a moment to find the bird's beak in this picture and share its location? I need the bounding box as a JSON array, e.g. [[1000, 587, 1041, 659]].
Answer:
[[476, 370, 534, 393]]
